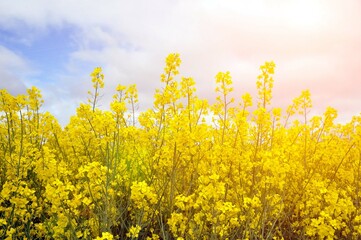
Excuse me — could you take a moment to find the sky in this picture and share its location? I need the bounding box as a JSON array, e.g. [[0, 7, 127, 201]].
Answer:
[[0, 0, 360, 126]]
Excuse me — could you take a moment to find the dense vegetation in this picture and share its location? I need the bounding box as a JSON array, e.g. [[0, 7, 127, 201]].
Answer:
[[1, 53, 361, 239]]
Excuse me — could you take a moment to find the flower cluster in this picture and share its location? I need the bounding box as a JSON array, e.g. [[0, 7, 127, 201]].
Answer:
[[1, 54, 361, 239]]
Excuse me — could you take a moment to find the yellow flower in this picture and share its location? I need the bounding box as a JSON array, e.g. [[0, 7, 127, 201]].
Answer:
[[0, 219, 7, 226], [126, 225, 142, 239]]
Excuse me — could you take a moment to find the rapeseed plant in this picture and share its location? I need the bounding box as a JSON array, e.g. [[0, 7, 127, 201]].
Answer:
[[1, 53, 361, 239]]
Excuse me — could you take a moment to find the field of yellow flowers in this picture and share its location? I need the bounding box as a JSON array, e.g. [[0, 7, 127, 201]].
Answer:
[[1, 53, 361, 239]]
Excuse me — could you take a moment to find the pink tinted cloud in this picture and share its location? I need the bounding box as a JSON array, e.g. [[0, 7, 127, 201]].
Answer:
[[173, 0, 361, 122]]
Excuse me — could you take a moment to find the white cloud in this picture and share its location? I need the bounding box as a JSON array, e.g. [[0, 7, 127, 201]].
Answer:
[[0, 0, 361, 124], [0, 46, 32, 94]]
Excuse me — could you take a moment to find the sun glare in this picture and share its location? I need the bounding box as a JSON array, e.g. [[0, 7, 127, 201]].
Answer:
[[285, 1, 328, 30], [206, 0, 331, 32]]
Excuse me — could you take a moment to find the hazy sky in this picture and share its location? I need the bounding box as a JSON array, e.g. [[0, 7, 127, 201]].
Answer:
[[0, 0, 360, 125]]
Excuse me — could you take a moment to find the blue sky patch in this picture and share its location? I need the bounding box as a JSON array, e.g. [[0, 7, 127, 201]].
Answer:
[[0, 24, 77, 77]]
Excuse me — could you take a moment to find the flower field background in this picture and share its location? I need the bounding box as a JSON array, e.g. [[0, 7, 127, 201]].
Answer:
[[1, 53, 361, 239]]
